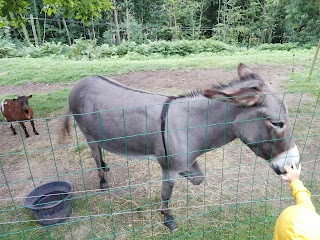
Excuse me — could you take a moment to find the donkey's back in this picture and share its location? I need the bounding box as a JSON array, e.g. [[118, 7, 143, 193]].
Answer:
[[64, 76, 168, 157]]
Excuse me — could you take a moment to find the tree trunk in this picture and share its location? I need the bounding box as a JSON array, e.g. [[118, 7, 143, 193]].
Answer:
[[260, 4, 267, 43], [32, 0, 42, 44], [62, 18, 72, 45], [198, 0, 207, 39], [30, 14, 39, 47], [21, 22, 32, 46], [42, 12, 47, 43], [223, 0, 226, 42], [125, 0, 130, 41], [113, 0, 121, 45], [92, 17, 96, 41], [173, 11, 178, 39]]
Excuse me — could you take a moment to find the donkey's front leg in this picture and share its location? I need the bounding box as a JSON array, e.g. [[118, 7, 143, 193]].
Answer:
[[179, 160, 204, 185], [160, 168, 179, 231]]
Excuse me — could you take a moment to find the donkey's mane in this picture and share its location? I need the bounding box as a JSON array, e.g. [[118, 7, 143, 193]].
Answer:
[[175, 89, 203, 99], [176, 74, 263, 99], [212, 73, 263, 90]]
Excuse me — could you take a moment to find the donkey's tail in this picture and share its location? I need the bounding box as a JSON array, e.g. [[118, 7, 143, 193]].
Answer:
[[60, 107, 71, 141]]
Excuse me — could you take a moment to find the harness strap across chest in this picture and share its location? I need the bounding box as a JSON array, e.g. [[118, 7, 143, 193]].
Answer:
[[160, 96, 176, 159]]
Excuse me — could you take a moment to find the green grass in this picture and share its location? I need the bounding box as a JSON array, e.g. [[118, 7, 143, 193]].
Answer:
[[31, 89, 71, 118], [2, 187, 320, 240], [0, 194, 281, 240], [287, 67, 320, 97], [0, 49, 315, 86]]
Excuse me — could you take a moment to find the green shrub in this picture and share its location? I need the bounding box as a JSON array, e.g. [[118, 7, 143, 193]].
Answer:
[[0, 28, 21, 57], [96, 44, 117, 58], [0, 38, 312, 60], [40, 42, 69, 56], [0, 39, 19, 57], [65, 39, 98, 59], [21, 45, 44, 58], [257, 43, 299, 51]]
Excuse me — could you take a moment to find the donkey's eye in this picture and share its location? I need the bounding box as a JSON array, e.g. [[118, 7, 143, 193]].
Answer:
[[271, 121, 284, 128]]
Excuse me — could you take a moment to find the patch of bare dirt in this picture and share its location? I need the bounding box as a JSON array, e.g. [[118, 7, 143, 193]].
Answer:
[[0, 82, 72, 96], [0, 64, 296, 97], [111, 64, 293, 94]]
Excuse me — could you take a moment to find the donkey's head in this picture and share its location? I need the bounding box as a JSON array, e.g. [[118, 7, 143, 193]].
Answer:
[[204, 63, 299, 174]]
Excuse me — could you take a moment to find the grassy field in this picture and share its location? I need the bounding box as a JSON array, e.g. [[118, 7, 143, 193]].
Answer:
[[0, 49, 317, 86], [0, 49, 320, 239]]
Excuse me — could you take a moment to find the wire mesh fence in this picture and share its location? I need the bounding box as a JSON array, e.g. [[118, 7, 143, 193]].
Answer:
[[0, 90, 320, 239]]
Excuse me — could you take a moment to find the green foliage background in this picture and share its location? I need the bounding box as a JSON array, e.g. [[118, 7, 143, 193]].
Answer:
[[0, 0, 319, 49]]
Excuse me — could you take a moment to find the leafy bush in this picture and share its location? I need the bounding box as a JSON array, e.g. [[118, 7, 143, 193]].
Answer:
[[0, 39, 19, 57], [0, 37, 312, 60], [65, 39, 98, 59], [21, 46, 43, 58], [96, 44, 117, 58], [257, 43, 299, 51], [0, 27, 21, 57], [40, 42, 69, 56]]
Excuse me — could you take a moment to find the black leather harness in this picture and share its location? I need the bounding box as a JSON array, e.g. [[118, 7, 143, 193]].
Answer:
[[160, 96, 176, 158]]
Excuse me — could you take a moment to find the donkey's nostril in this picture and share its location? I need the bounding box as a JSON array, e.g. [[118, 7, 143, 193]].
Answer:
[[273, 166, 282, 175]]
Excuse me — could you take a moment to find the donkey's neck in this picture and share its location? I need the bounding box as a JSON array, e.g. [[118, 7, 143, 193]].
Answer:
[[169, 95, 239, 154]]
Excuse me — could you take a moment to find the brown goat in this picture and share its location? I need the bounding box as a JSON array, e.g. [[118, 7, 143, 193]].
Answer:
[[1, 95, 39, 138]]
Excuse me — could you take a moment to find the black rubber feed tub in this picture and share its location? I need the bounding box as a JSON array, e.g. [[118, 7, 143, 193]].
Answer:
[[24, 181, 73, 226]]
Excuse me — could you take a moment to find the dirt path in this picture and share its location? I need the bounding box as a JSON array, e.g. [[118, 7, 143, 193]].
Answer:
[[0, 64, 295, 97]]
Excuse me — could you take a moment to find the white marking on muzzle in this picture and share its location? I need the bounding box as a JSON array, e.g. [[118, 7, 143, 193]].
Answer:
[[271, 145, 300, 174]]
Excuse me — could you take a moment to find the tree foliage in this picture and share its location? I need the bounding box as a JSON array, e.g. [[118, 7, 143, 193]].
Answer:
[[0, 0, 318, 46], [43, 0, 114, 22]]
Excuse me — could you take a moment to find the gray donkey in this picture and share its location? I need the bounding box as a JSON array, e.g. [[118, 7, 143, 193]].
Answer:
[[62, 63, 299, 230]]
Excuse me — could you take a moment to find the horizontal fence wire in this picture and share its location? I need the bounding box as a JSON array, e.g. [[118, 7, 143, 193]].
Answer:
[[0, 90, 320, 239]]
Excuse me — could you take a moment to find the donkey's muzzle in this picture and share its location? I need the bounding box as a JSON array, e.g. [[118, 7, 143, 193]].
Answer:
[[270, 145, 300, 175], [273, 166, 283, 175]]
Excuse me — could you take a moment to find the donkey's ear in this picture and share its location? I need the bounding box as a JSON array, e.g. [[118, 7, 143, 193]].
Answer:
[[203, 81, 264, 106], [27, 95, 32, 99], [238, 63, 262, 81]]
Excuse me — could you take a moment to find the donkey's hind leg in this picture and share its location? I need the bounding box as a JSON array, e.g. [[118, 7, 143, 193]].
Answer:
[[160, 167, 179, 231], [179, 160, 204, 185], [88, 142, 109, 189], [98, 145, 110, 172]]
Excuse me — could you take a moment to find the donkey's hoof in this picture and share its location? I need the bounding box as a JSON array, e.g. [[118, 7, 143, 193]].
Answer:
[[100, 178, 109, 189], [164, 214, 178, 231], [99, 183, 109, 190]]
